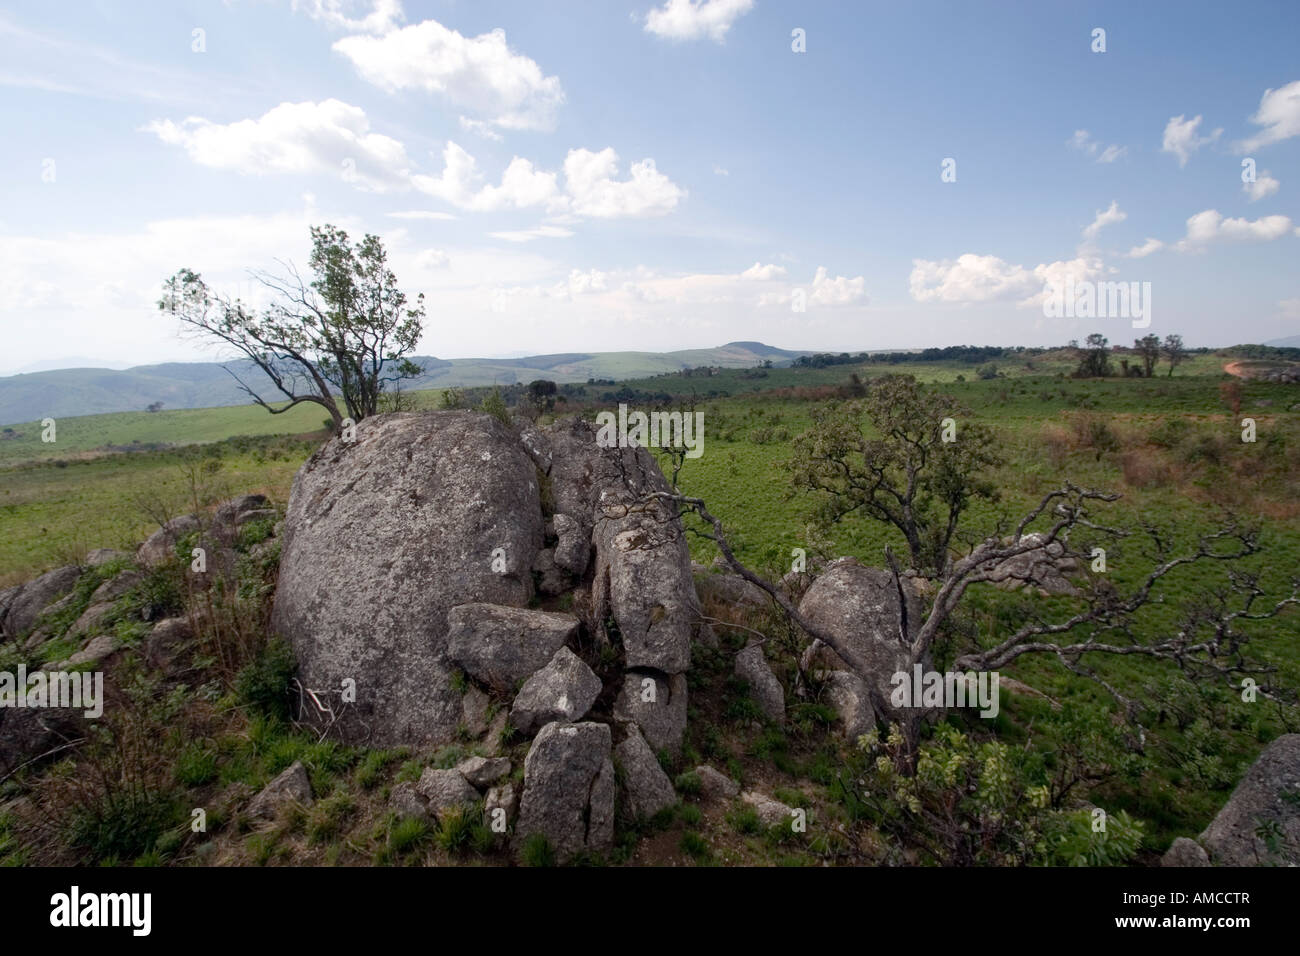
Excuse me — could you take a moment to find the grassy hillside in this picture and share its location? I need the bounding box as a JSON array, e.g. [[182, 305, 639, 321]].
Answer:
[[0, 342, 808, 425]]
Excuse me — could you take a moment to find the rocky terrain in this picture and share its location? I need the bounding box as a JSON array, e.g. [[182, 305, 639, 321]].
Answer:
[[2, 409, 1298, 866]]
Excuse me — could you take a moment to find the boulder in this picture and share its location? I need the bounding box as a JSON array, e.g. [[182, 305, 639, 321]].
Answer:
[[551, 513, 590, 578], [798, 557, 925, 719], [144, 617, 196, 678], [613, 670, 688, 757], [447, 604, 579, 695], [545, 418, 699, 673], [741, 790, 795, 830], [416, 768, 480, 815], [509, 646, 602, 735], [1199, 734, 1300, 866], [271, 411, 544, 746], [137, 514, 202, 567], [390, 781, 429, 820], [1161, 837, 1210, 867], [822, 670, 875, 740], [735, 644, 784, 722], [84, 549, 126, 567], [982, 532, 1080, 597], [615, 725, 677, 819], [0, 705, 85, 777], [530, 548, 570, 597], [0, 565, 82, 639], [695, 765, 740, 801], [212, 495, 269, 542], [455, 755, 512, 789], [248, 761, 312, 818], [90, 570, 142, 604], [514, 721, 615, 862], [44, 634, 120, 671], [68, 602, 114, 638], [696, 571, 770, 610]]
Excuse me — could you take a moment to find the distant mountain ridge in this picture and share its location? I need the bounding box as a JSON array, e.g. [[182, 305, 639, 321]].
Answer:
[[0, 342, 808, 425]]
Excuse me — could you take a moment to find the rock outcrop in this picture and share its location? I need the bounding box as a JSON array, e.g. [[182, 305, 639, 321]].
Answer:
[[1198, 734, 1300, 866]]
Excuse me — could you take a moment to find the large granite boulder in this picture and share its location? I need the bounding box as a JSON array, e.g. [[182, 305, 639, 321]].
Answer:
[[798, 557, 926, 719], [271, 411, 544, 746], [1199, 734, 1300, 866]]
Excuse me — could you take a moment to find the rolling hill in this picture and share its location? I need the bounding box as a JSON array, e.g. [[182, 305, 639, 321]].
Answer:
[[0, 342, 808, 425]]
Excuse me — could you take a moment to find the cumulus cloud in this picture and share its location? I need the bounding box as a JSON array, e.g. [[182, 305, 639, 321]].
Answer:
[[333, 19, 564, 131], [1068, 130, 1127, 163], [291, 0, 403, 34], [808, 267, 867, 306], [562, 148, 685, 218], [1082, 200, 1126, 241], [1162, 114, 1221, 167], [143, 99, 411, 191], [1174, 209, 1295, 251], [1244, 170, 1280, 202], [739, 262, 787, 280], [1127, 238, 1164, 258], [909, 253, 1104, 308], [644, 0, 755, 43], [1235, 79, 1300, 152], [412, 141, 561, 212]]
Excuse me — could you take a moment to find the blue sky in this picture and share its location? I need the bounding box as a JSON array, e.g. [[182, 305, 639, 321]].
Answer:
[[1, 0, 1297, 373]]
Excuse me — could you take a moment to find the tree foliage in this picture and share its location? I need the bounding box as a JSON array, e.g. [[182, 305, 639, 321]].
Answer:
[[159, 225, 425, 429]]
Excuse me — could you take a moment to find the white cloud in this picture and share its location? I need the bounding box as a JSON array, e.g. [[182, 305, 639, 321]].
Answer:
[[909, 253, 1104, 308], [1235, 80, 1300, 152], [459, 116, 504, 142], [143, 99, 411, 191], [740, 262, 786, 280], [1068, 130, 1127, 163], [1244, 170, 1280, 202], [489, 225, 575, 243], [291, 0, 403, 34], [1082, 200, 1126, 240], [713, 165, 730, 176], [1161, 114, 1221, 167], [412, 141, 562, 212], [333, 19, 564, 132], [386, 210, 456, 220], [644, 0, 755, 43], [414, 247, 449, 269], [562, 148, 685, 218], [808, 267, 867, 306], [1127, 238, 1164, 258], [1175, 209, 1295, 251]]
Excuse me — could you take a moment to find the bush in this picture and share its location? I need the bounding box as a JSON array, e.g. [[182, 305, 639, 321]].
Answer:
[[234, 638, 297, 722]]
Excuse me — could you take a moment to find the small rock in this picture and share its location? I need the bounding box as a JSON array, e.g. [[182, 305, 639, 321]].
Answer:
[[248, 761, 313, 818], [485, 783, 518, 826], [741, 790, 795, 829], [390, 781, 429, 820], [456, 755, 512, 789], [531, 548, 570, 597], [144, 617, 195, 678], [615, 726, 677, 819], [613, 670, 688, 757], [85, 549, 126, 567], [416, 768, 479, 815], [695, 765, 740, 800], [552, 513, 590, 577], [461, 685, 492, 738], [447, 604, 580, 694], [822, 670, 874, 739], [137, 514, 202, 567], [510, 646, 602, 735], [1161, 837, 1210, 867], [735, 643, 785, 722], [90, 570, 141, 604]]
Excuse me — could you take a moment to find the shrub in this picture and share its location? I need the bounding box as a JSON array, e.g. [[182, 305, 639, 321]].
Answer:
[[234, 638, 297, 722]]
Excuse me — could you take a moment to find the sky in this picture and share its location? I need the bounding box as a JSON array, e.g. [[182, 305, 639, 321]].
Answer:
[[1, 0, 1298, 374]]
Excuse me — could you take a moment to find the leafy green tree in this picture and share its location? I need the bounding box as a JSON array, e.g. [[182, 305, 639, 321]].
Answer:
[[787, 375, 1002, 575], [1162, 333, 1187, 376], [159, 225, 425, 430], [1134, 334, 1161, 377]]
